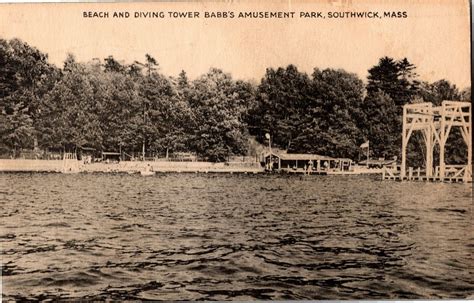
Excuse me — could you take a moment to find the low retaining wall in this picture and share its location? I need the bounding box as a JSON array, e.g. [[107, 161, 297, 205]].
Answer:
[[0, 159, 264, 174], [0, 159, 63, 172]]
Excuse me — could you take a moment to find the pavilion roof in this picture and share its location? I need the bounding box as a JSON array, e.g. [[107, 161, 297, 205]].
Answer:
[[266, 152, 337, 161]]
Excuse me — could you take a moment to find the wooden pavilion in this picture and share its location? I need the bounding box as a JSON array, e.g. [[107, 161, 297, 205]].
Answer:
[[101, 151, 121, 162], [264, 152, 353, 174]]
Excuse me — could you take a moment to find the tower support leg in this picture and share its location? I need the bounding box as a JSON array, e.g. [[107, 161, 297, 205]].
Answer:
[[401, 107, 407, 179]]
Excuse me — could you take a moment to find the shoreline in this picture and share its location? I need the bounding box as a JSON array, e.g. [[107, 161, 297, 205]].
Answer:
[[0, 159, 386, 175]]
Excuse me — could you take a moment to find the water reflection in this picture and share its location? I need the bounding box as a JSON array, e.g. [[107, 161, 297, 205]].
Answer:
[[1, 173, 472, 300]]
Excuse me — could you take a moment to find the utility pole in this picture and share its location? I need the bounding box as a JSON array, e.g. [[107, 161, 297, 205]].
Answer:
[[142, 104, 146, 161], [366, 141, 369, 168], [266, 133, 272, 170]]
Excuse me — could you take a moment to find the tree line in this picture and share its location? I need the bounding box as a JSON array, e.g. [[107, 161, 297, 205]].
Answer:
[[0, 38, 471, 164]]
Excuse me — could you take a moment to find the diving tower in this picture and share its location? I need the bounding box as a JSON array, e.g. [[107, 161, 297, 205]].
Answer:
[[383, 101, 471, 183]]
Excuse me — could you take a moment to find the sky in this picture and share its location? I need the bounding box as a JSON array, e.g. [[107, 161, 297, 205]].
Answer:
[[0, 0, 471, 88]]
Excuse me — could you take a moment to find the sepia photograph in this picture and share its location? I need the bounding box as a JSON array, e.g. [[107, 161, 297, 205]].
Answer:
[[0, 0, 472, 300]]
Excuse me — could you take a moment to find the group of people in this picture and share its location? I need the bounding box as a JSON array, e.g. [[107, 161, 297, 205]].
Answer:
[[266, 159, 331, 173]]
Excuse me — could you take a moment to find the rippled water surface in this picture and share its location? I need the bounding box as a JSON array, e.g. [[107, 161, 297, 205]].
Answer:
[[1, 173, 473, 300]]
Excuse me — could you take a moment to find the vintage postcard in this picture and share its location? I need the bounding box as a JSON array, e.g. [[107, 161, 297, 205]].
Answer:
[[0, 0, 472, 300]]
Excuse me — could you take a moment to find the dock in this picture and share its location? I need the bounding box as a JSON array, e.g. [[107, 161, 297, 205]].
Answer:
[[382, 165, 472, 183]]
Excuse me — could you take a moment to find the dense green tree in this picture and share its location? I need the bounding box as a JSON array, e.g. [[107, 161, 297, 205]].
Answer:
[[0, 101, 35, 155], [0, 38, 59, 154], [361, 57, 422, 161], [177, 70, 189, 89], [96, 70, 141, 152], [291, 68, 365, 158], [39, 56, 144, 153], [127, 61, 143, 78], [139, 72, 190, 157], [232, 80, 257, 128], [39, 60, 103, 150], [188, 68, 248, 161], [144, 54, 158, 76], [367, 57, 419, 108], [417, 79, 460, 105], [253, 66, 366, 159], [358, 91, 400, 159], [104, 55, 125, 73], [0, 39, 18, 100], [254, 65, 312, 150], [460, 87, 471, 102]]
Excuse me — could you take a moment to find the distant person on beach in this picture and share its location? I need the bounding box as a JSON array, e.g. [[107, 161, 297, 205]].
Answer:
[[145, 163, 153, 172], [323, 161, 329, 170]]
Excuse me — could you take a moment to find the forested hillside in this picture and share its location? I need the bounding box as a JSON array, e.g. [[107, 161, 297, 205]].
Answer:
[[1, 38, 470, 163]]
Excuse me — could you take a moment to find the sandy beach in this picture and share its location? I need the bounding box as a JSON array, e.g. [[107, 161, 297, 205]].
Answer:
[[0, 159, 264, 174]]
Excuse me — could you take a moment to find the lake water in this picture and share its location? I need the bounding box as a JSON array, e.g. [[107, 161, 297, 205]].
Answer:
[[1, 173, 473, 300]]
